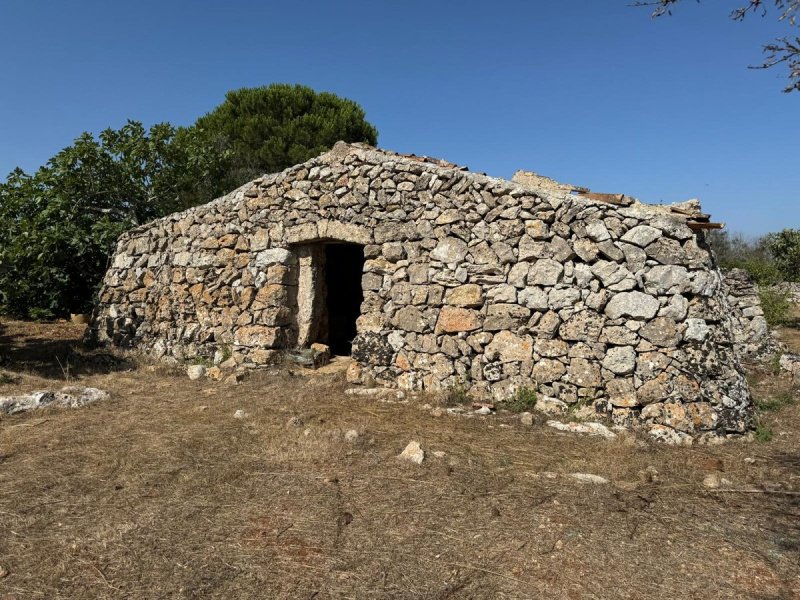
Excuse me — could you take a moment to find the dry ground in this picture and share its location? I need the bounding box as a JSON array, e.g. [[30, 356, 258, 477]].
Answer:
[[0, 318, 799, 599]]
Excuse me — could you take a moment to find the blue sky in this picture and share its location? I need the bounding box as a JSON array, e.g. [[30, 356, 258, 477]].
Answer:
[[1, 0, 797, 235]]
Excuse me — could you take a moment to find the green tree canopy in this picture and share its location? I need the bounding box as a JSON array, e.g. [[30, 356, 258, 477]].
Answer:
[[0, 121, 223, 318], [767, 228, 800, 281], [189, 83, 378, 196], [0, 85, 378, 319]]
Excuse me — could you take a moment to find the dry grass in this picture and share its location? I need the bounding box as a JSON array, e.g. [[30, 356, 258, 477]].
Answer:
[[1, 318, 799, 599]]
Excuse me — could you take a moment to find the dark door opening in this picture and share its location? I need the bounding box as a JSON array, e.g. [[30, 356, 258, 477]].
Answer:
[[324, 243, 364, 356]]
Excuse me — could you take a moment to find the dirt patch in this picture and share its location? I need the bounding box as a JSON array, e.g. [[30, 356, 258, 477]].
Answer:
[[1, 320, 799, 598]]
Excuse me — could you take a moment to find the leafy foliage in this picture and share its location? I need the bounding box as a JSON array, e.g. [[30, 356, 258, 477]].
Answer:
[[0, 85, 378, 319], [0, 121, 223, 318], [707, 229, 799, 284], [189, 84, 378, 198], [758, 287, 791, 326], [766, 228, 800, 281], [635, 0, 800, 92], [506, 387, 538, 412]]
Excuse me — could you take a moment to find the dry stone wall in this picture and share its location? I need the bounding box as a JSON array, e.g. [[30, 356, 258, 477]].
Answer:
[[89, 143, 753, 439], [721, 269, 775, 359]]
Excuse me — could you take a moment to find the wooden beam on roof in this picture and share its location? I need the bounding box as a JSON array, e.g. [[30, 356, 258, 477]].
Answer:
[[574, 191, 632, 206], [687, 221, 725, 231]]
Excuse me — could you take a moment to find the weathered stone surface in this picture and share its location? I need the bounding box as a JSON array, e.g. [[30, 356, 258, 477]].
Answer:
[[483, 304, 530, 331], [644, 265, 689, 294], [235, 326, 284, 347], [684, 318, 710, 342], [534, 338, 569, 358], [604, 292, 660, 320], [435, 307, 481, 333], [398, 441, 425, 465], [547, 420, 616, 439], [559, 311, 604, 342], [0, 387, 110, 416], [351, 332, 394, 366], [89, 142, 754, 441], [528, 259, 563, 286], [534, 395, 568, 415], [187, 365, 206, 380], [621, 225, 661, 247], [518, 287, 549, 310], [254, 248, 295, 266], [602, 346, 637, 375], [645, 238, 685, 265], [585, 220, 611, 242], [485, 331, 533, 363], [639, 317, 680, 348], [637, 374, 671, 405], [431, 237, 468, 263], [532, 359, 567, 383], [392, 306, 427, 333], [568, 358, 602, 387]]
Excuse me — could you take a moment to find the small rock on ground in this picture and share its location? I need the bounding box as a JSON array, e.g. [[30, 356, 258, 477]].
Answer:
[[344, 429, 359, 443], [520, 412, 534, 426], [702, 472, 732, 489], [0, 386, 110, 416], [233, 409, 248, 419], [570, 473, 610, 485], [547, 420, 617, 439], [398, 440, 425, 465], [648, 424, 693, 446], [534, 396, 568, 416], [187, 365, 206, 380]]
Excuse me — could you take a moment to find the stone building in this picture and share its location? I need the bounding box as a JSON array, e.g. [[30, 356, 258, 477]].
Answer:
[[89, 142, 753, 439]]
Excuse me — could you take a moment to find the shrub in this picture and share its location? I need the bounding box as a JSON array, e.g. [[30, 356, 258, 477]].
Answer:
[[754, 422, 774, 443], [758, 288, 791, 327], [756, 390, 795, 411], [767, 228, 800, 282], [506, 387, 537, 412]]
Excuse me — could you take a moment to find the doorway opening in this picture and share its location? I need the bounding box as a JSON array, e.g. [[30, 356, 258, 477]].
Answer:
[[323, 243, 364, 355]]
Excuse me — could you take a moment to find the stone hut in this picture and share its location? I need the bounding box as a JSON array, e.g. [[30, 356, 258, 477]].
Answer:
[[89, 142, 753, 439]]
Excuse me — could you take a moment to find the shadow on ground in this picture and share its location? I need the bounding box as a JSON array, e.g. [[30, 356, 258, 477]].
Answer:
[[0, 318, 133, 379]]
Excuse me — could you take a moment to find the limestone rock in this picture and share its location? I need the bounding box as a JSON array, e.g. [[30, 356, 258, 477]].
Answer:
[[547, 420, 617, 439], [648, 424, 692, 445], [569, 473, 610, 484], [602, 346, 637, 375], [604, 291, 660, 320], [621, 225, 661, 247], [431, 237, 468, 263], [639, 317, 680, 348], [534, 395, 568, 415], [0, 387, 110, 416], [684, 318, 710, 342], [398, 441, 425, 465], [528, 259, 563, 286], [485, 331, 533, 363], [533, 359, 567, 383], [187, 365, 206, 380], [435, 306, 481, 333], [444, 284, 484, 307]]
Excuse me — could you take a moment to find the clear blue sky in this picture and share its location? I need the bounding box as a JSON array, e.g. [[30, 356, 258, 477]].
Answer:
[[1, 0, 797, 235]]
